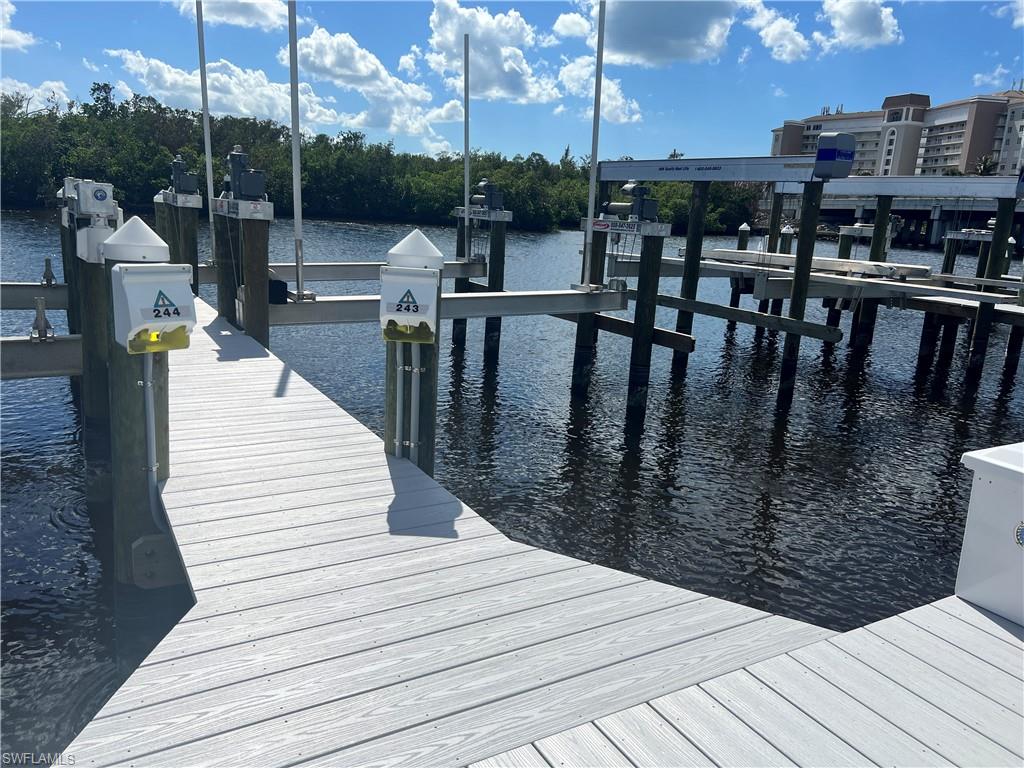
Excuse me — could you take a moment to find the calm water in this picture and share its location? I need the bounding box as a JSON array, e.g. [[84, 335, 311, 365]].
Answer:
[[2, 208, 1022, 755]]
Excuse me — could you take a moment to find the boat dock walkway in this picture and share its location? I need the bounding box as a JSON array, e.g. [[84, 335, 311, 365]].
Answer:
[[64, 300, 1023, 766]]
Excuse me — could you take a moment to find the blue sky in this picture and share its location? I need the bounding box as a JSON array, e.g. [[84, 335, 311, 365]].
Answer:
[[2, 0, 1022, 161]]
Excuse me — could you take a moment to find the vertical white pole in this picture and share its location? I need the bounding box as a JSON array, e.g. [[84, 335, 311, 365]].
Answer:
[[463, 33, 470, 260], [288, 0, 305, 299], [196, 0, 216, 259], [583, 0, 607, 286]]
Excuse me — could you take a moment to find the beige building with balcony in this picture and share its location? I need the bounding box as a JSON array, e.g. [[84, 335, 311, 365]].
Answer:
[[770, 89, 1024, 177]]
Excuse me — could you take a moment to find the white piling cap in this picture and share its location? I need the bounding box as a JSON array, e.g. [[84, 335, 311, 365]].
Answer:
[[739, 222, 750, 231], [1009, 237, 1017, 245], [781, 224, 794, 233], [101, 216, 169, 263], [387, 228, 444, 270]]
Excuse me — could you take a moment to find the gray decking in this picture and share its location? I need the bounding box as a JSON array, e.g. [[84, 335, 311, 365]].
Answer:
[[478, 596, 1024, 767], [62, 300, 834, 766]]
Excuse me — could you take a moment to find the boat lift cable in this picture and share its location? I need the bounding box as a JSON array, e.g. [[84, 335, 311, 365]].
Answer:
[[582, 0, 607, 287], [195, 0, 216, 262]]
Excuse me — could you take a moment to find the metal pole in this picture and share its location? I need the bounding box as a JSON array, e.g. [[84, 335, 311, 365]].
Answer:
[[463, 34, 470, 264], [410, 343, 421, 466], [582, 0, 606, 287], [288, 0, 306, 300], [196, 0, 216, 260], [142, 353, 167, 533]]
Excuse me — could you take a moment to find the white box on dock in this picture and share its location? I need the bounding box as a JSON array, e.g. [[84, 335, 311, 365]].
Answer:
[[955, 442, 1024, 625]]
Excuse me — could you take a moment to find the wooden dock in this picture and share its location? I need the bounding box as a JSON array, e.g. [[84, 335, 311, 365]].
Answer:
[[62, 300, 1023, 766]]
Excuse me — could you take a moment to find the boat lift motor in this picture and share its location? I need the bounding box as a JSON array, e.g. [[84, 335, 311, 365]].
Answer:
[[470, 178, 504, 211], [225, 145, 267, 201], [170, 154, 199, 195], [600, 180, 662, 259]]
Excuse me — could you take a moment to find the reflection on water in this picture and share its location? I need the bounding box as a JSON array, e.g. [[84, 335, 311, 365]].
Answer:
[[2, 208, 1023, 755]]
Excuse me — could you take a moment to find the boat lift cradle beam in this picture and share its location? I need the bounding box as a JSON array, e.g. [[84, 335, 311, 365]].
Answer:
[[1, 335, 82, 379], [268, 288, 628, 326]]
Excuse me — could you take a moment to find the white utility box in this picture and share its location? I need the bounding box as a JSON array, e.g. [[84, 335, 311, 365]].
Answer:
[[75, 180, 117, 217], [110, 263, 196, 353], [380, 229, 443, 344], [955, 442, 1024, 625], [76, 221, 114, 264], [103, 216, 196, 354]]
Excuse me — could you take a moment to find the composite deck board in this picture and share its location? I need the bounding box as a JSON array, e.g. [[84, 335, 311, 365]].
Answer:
[[867, 617, 1024, 715], [61, 301, 836, 766], [933, 595, 1024, 645], [699, 670, 871, 766], [476, 601, 1023, 768], [830, 629, 1024, 755], [533, 723, 631, 767], [593, 704, 713, 767], [899, 604, 1024, 679]]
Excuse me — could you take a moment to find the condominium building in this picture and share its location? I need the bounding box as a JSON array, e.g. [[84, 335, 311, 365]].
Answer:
[[770, 89, 1024, 176]]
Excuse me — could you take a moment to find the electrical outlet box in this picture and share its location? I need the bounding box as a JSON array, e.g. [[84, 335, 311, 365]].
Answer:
[[110, 263, 196, 354]]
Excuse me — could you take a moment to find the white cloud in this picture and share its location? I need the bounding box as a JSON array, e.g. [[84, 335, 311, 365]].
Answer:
[[973, 63, 1010, 88], [742, 0, 809, 63], [0, 77, 69, 110], [737, 45, 751, 64], [398, 45, 422, 77], [992, 0, 1024, 28], [771, 83, 787, 97], [421, 135, 452, 155], [54, 41, 61, 51], [114, 80, 134, 100], [537, 33, 560, 48], [280, 27, 462, 142], [172, 0, 287, 31], [105, 49, 343, 128], [553, 12, 590, 38], [424, 0, 559, 103], [598, 0, 737, 66], [558, 55, 641, 124], [553, 103, 567, 115], [82, 57, 100, 72], [813, 0, 903, 54], [1, 0, 37, 51]]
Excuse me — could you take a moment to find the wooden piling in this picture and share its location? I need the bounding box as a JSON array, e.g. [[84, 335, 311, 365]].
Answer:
[[940, 236, 957, 274], [936, 318, 959, 368], [483, 220, 506, 357], [384, 280, 441, 476], [836, 231, 853, 261], [961, 198, 1015, 386], [240, 219, 271, 348], [214, 213, 238, 326], [626, 234, 665, 412], [984, 198, 1015, 282], [451, 218, 468, 347], [850, 195, 892, 351], [1004, 326, 1023, 381], [729, 223, 749, 308], [966, 302, 995, 384], [672, 180, 710, 373], [103, 257, 172, 587], [777, 181, 824, 406], [172, 205, 200, 295], [60, 214, 82, 336], [975, 241, 991, 280], [916, 311, 941, 374], [759, 190, 784, 315]]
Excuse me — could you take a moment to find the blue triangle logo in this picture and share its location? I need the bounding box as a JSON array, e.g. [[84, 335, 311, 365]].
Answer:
[[154, 290, 176, 309]]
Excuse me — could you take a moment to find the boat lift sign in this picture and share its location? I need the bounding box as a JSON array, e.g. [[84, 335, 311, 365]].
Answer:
[[380, 265, 440, 344]]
